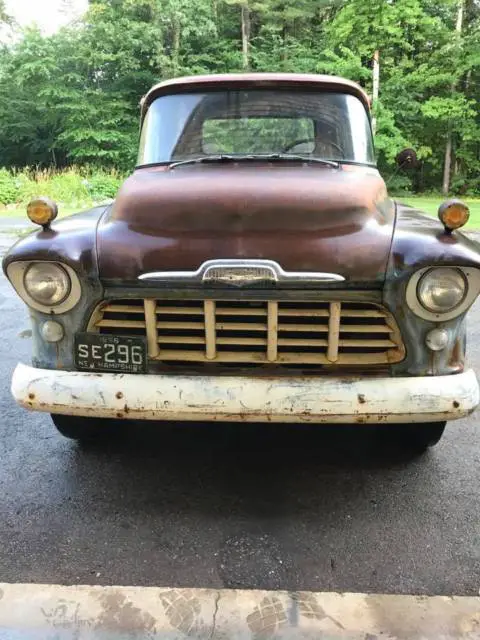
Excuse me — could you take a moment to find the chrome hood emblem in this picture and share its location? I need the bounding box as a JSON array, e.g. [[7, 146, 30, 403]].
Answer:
[[139, 259, 345, 286]]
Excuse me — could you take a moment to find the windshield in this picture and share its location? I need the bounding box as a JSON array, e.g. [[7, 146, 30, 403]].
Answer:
[[138, 89, 375, 166]]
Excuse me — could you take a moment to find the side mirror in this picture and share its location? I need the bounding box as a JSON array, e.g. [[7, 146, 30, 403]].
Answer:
[[396, 148, 418, 169]]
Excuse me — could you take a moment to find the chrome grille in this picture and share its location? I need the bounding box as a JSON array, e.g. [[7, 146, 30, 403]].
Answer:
[[90, 298, 405, 366]]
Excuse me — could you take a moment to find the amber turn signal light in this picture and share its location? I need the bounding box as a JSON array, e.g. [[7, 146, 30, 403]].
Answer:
[[27, 197, 58, 229], [438, 199, 470, 232]]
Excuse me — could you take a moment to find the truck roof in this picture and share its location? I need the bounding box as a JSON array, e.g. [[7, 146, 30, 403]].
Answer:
[[141, 73, 371, 117]]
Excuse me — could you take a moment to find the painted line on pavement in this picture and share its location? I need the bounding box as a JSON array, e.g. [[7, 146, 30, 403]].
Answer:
[[0, 583, 479, 639]]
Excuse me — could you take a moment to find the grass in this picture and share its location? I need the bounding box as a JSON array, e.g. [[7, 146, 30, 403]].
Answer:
[[396, 196, 480, 229]]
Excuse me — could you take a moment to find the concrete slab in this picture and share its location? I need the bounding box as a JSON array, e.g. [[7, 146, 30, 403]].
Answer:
[[0, 583, 479, 639]]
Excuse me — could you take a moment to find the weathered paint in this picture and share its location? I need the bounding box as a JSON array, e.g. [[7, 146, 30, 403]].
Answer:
[[2, 205, 108, 278], [0, 582, 479, 639], [97, 166, 393, 284], [141, 72, 372, 117], [383, 205, 480, 377], [388, 204, 480, 275], [12, 363, 479, 423], [27, 290, 103, 372], [1, 207, 106, 373]]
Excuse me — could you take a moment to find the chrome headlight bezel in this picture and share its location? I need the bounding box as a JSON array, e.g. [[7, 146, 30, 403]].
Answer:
[[6, 261, 82, 314], [406, 266, 480, 321]]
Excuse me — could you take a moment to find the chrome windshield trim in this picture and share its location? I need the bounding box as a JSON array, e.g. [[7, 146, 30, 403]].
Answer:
[[138, 259, 345, 287]]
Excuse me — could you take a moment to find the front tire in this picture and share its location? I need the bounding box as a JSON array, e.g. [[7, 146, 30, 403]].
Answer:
[[51, 414, 114, 441], [392, 421, 447, 454]]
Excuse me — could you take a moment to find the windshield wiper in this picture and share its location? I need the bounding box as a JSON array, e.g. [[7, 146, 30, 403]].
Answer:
[[259, 154, 339, 168], [169, 155, 239, 169], [168, 154, 339, 170]]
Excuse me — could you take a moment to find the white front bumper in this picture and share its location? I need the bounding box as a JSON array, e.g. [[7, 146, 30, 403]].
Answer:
[[11, 363, 479, 423]]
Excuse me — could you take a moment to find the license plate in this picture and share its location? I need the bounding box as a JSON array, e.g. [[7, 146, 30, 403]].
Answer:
[[75, 333, 147, 374]]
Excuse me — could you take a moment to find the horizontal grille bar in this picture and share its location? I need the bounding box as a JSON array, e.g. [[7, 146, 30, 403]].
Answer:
[[216, 322, 267, 331], [97, 319, 146, 329], [156, 321, 204, 330], [156, 306, 203, 315], [339, 309, 387, 318], [278, 309, 329, 317], [277, 324, 329, 332], [90, 297, 405, 367], [103, 304, 145, 314], [216, 308, 267, 316]]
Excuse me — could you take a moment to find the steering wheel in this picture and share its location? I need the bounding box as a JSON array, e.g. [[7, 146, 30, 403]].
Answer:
[[282, 138, 315, 152], [282, 138, 344, 156]]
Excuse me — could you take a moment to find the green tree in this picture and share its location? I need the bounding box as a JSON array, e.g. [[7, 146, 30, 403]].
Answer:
[[0, 27, 62, 166], [0, 0, 478, 193], [0, 1, 8, 23]]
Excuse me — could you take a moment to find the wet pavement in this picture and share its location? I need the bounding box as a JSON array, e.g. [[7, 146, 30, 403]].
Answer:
[[0, 230, 479, 597]]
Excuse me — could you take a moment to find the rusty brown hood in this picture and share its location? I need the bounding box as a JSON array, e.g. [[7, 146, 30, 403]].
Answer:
[[96, 164, 395, 284]]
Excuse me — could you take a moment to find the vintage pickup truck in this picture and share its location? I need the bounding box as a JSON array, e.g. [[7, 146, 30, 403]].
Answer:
[[3, 73, 480, 452]]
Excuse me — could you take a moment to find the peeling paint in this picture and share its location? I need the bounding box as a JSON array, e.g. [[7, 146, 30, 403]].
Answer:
[[11, 363, 480, 424]]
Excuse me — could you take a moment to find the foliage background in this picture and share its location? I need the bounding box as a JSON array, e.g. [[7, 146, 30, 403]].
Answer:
[[0, 0, 479, 199]]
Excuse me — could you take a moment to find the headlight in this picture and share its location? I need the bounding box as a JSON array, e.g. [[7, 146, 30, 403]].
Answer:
[[23, 263, 71, 306], [417, 267, 467, 313]]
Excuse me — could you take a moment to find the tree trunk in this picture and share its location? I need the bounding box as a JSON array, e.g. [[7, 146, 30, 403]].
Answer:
[[282, 23, 288, 63], [241, 2, 250, 70], [442, 128, 453, 195], [456, 0, 464, 33], [442, 0, 464, 195], [172, 18, 181, 76], [371, 49, 380, 135]]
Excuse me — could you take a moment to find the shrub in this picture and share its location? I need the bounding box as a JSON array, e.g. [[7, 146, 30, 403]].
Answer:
[[46, 169, 90, 204], [4, 167, 89, 206], [386, 174, 412, 196], [83, 171, 123, 200], [451, 176, 480, 198], [0, 169, 19, 204], [15, 171, 41, 203]]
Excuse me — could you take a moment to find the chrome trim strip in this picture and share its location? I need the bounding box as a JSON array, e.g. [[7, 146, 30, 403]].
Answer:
[[138, 259, 345, 286]]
